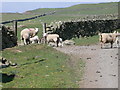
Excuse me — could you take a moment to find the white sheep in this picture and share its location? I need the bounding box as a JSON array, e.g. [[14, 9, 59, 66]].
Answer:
[[114, 31, 120, 47], [43, 33, 60, 47], [21, 28, 39, 45], [99, 32, 117, 48], [30, 35, 40, 44], [58, 38, 63, 47]]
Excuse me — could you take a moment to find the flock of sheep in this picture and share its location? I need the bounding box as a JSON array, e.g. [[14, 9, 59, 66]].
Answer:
[[20, 28, 63, 47], [20, 27, 120, 49]]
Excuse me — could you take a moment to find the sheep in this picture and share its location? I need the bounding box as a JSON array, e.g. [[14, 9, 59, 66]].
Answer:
[[58, 38, 63, 47], [114, 31, 120, 47], [40, 37, 46, 44], [43, 33, 60, 47], [20, 28, 39, 45], [99, 32, 117, 48], [30, 35, 40, 44], [21, 33, 30, 45]]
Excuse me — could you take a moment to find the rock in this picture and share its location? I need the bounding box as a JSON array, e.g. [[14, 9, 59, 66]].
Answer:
[[91, 49, 96, 50], [0, 57, 17, 68], [109, 74, 116, 77], [34, 56, 41, 59], [87, 57, 91, 60], [11, 63, 17, 66], [96, 71, 101, 73], [95, 80, 98, 82], [63, 40, 75, 45]]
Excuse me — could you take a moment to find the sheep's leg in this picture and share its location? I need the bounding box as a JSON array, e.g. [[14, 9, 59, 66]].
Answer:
[[24, 39, 27, 45], [117, 40, 119, 48], [27, 39, 30, 45], [100, 42, 103, 49], [45, 36, 47, 44], [55, 37, 59, 47], [38, 39, 40, 44], [110, 42, 113, 48], [61, 42, 63, 47]]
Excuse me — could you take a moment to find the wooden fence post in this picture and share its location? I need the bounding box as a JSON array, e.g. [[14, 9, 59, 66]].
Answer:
[[13, 20, 17, 36], [42, 23, 47, 35], [42, 23, 47, 44]]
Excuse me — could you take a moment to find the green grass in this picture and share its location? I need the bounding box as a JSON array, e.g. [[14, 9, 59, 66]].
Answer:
[[72, 35, 99, 46], [2, 44, 84, 88], [29, 2, 118, 15]]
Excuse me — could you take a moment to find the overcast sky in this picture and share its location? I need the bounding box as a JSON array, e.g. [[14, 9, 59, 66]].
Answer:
[[1, 0, 119, 13]]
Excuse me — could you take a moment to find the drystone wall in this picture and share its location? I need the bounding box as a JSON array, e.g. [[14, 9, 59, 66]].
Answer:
[[1, 25, 17, 50]]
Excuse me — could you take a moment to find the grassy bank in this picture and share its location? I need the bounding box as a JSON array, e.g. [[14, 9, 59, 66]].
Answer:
[[72, 35, 99, 46], [2, 44, 84, 88]]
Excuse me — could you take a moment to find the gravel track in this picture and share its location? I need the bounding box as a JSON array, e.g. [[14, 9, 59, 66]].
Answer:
[[55, 44, 118, 88]]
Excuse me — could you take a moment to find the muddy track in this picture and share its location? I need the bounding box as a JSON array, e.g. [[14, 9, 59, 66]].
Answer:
[[55, 44, 118, 88]]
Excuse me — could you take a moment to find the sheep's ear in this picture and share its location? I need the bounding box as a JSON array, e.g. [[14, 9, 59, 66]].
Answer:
[[98, 33, 101, 36], [113, 31, 117, 33]]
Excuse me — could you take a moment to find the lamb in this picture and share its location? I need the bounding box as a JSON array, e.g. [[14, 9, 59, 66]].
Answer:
[[43, 33, 60, 47], [30, 35, 40, 44], [58, 38, 63, 47], [20, 28, 39, 45]]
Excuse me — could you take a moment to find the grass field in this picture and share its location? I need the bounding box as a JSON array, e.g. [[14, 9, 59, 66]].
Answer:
[[19, 2, 118, 16]]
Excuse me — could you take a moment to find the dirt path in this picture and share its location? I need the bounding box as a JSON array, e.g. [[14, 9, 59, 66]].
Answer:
[[55, 44, 118, 88]]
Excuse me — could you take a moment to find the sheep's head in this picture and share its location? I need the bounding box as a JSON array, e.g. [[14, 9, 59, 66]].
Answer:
[[35, 28, 39, 33], [98, 33, 101, 36], [35, 28, 39, 35], [43, 33, 47, 37], [113, 31, 117, 34]]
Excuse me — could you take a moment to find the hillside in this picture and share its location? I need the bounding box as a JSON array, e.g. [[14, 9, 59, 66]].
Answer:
[[2, 2, 118, 22], [27, 2, 118, 15]]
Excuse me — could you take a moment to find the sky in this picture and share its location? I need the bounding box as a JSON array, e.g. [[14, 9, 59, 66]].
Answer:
[[1, 0, 119, 13], [1, 0, 119, 2]]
